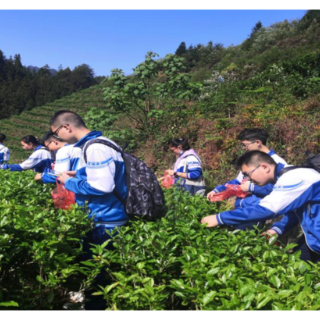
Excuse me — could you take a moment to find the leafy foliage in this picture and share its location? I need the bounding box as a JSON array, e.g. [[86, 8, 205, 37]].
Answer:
[[0, 171, 98, 310], [0, 50, 103, 120], [103, 52, 202, 138], [89, 188, 320, 310]]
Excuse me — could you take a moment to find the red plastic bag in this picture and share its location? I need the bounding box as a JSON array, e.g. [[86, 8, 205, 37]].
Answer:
[[51, 180, 75, 210], [161, 170, 175, 189], [208, 184, 249, 202]]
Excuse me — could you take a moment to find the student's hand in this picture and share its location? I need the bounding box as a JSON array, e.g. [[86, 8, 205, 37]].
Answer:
[[34, 173, 42, 181], [166, 169, 175, 176], [261, 229, 278, 237], [240, 181, 250, 192], [201, 215, 219, 227], [58, 172, 73, 184], [64, 171, 76, 177], [206, 190, 217, 200]]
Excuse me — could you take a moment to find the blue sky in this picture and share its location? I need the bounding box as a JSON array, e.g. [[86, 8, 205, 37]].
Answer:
[[0, 10, 307, 76]]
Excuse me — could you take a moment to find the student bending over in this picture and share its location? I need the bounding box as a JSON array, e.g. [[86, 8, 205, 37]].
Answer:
[[0, 135, 52, 173]]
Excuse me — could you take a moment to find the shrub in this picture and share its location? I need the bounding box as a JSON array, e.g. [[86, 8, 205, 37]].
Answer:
[[0, 171, 97, 309], [91, 188, 320, 310]]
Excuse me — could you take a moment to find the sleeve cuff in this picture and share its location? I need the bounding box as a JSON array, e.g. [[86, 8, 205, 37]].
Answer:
[[249, 182, 255, 193], [65, 177, 73, 184], [271, 226, 282, 235], [217, 214, 224, 225]]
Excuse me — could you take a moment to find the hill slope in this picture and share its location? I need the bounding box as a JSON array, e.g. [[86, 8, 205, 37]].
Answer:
[[1, 84, 107, 162]]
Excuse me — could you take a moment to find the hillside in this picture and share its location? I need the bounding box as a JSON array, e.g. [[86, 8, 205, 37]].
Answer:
[[0, 84, 106, 162]]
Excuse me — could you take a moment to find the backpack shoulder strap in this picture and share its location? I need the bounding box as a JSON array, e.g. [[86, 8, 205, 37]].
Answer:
[[83, 138, 126, 205], [83, 138, 123, 163], [278, 165, 311, 177]]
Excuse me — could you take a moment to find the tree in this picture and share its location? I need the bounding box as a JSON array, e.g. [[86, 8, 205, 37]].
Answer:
[[298, 10, 320, 30], [103, 52, 202, 134], [0, 50, 101, 119], [250, 21, 263, 38], [175, 42, 187, 56], [0, 50, 6, 81], [241, 21, 263, 51], [70, 64, 95, 90]]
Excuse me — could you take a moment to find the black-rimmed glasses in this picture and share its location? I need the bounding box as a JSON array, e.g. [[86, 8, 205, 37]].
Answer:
[[242, 165, 261, 179], [52, 124, 68, 139]]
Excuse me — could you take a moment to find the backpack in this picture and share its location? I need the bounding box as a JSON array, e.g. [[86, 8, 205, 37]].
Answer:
[[302, 151, 320, 173], [83, 138, 165, 221], [279, 151, 320, 177]]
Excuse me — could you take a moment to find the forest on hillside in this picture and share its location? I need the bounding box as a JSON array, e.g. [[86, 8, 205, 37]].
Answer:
[[0, 52, 105, 119]]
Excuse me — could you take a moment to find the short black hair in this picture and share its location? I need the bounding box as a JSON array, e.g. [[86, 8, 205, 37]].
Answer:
[[21, 135, 39, 146], [167, 138, 191, 151], [42, 130, 54, 142], [50, 110, 87, 128], [237, 128, 269, 145], [40, 130, 65, 146], [236, 150, 277, 169], [0, 133, 6, 142]]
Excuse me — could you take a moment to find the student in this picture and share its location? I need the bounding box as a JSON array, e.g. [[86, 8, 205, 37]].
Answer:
[[35, 131, 81, 183], [0, 135, 52, 172], [50, 110, 128, 309], [207, 129, 287, 204], [166, 138, 206, 196], [49, 110, 128, 245], [0, 133, 10, 165], [201, 150, 320, 263], [206, 129, 287, 230]]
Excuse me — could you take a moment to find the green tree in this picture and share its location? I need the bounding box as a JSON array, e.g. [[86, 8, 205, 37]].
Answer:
[[103, 52, 202, 134], [250, 21, 263, 37], [175, 41, 187, 56], [298, 10, 320, 30]]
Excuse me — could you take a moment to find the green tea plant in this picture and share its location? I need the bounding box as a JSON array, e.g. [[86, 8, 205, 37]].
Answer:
[[91, 187, 320, 310], [0, 171, 98, 310]]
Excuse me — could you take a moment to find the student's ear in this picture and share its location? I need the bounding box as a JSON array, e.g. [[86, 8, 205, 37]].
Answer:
[[66, 124, 73, 133], [261, 163, 271, 173], [256, 140, 263, 148]]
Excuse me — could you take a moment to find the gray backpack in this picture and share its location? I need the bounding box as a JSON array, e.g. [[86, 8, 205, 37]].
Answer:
[[84, 138, 165, 221]]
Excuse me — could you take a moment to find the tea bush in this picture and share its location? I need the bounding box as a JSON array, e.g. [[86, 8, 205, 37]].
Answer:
[[1, 172, 320, 310], [91, 188, 320, 310], [0, 171, 98, 310]]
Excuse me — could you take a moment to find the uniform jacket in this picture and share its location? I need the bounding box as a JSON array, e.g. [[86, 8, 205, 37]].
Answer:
[[0, 143, 10, 164]]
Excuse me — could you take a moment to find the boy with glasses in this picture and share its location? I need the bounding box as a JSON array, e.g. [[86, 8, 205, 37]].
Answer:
[[206, 128, 287, 230], [202, 150, 320, 263], [49, 110, 128, 309]]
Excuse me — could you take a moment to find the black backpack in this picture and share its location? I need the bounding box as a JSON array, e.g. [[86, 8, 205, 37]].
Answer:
[[302, 151, 320, 173], [279, 151, 320, 176], [83, 138, 165, 221]]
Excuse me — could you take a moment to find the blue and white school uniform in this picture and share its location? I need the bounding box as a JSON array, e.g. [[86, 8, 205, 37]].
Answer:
[[1, 145, 52, 173], [213, 150, 287, 208], [41, 144, 81, 184], [217, 163, 320, 254], [0, 143, 10, 164], [173, 149, 206, 196], [65, 131, 128, 229]]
